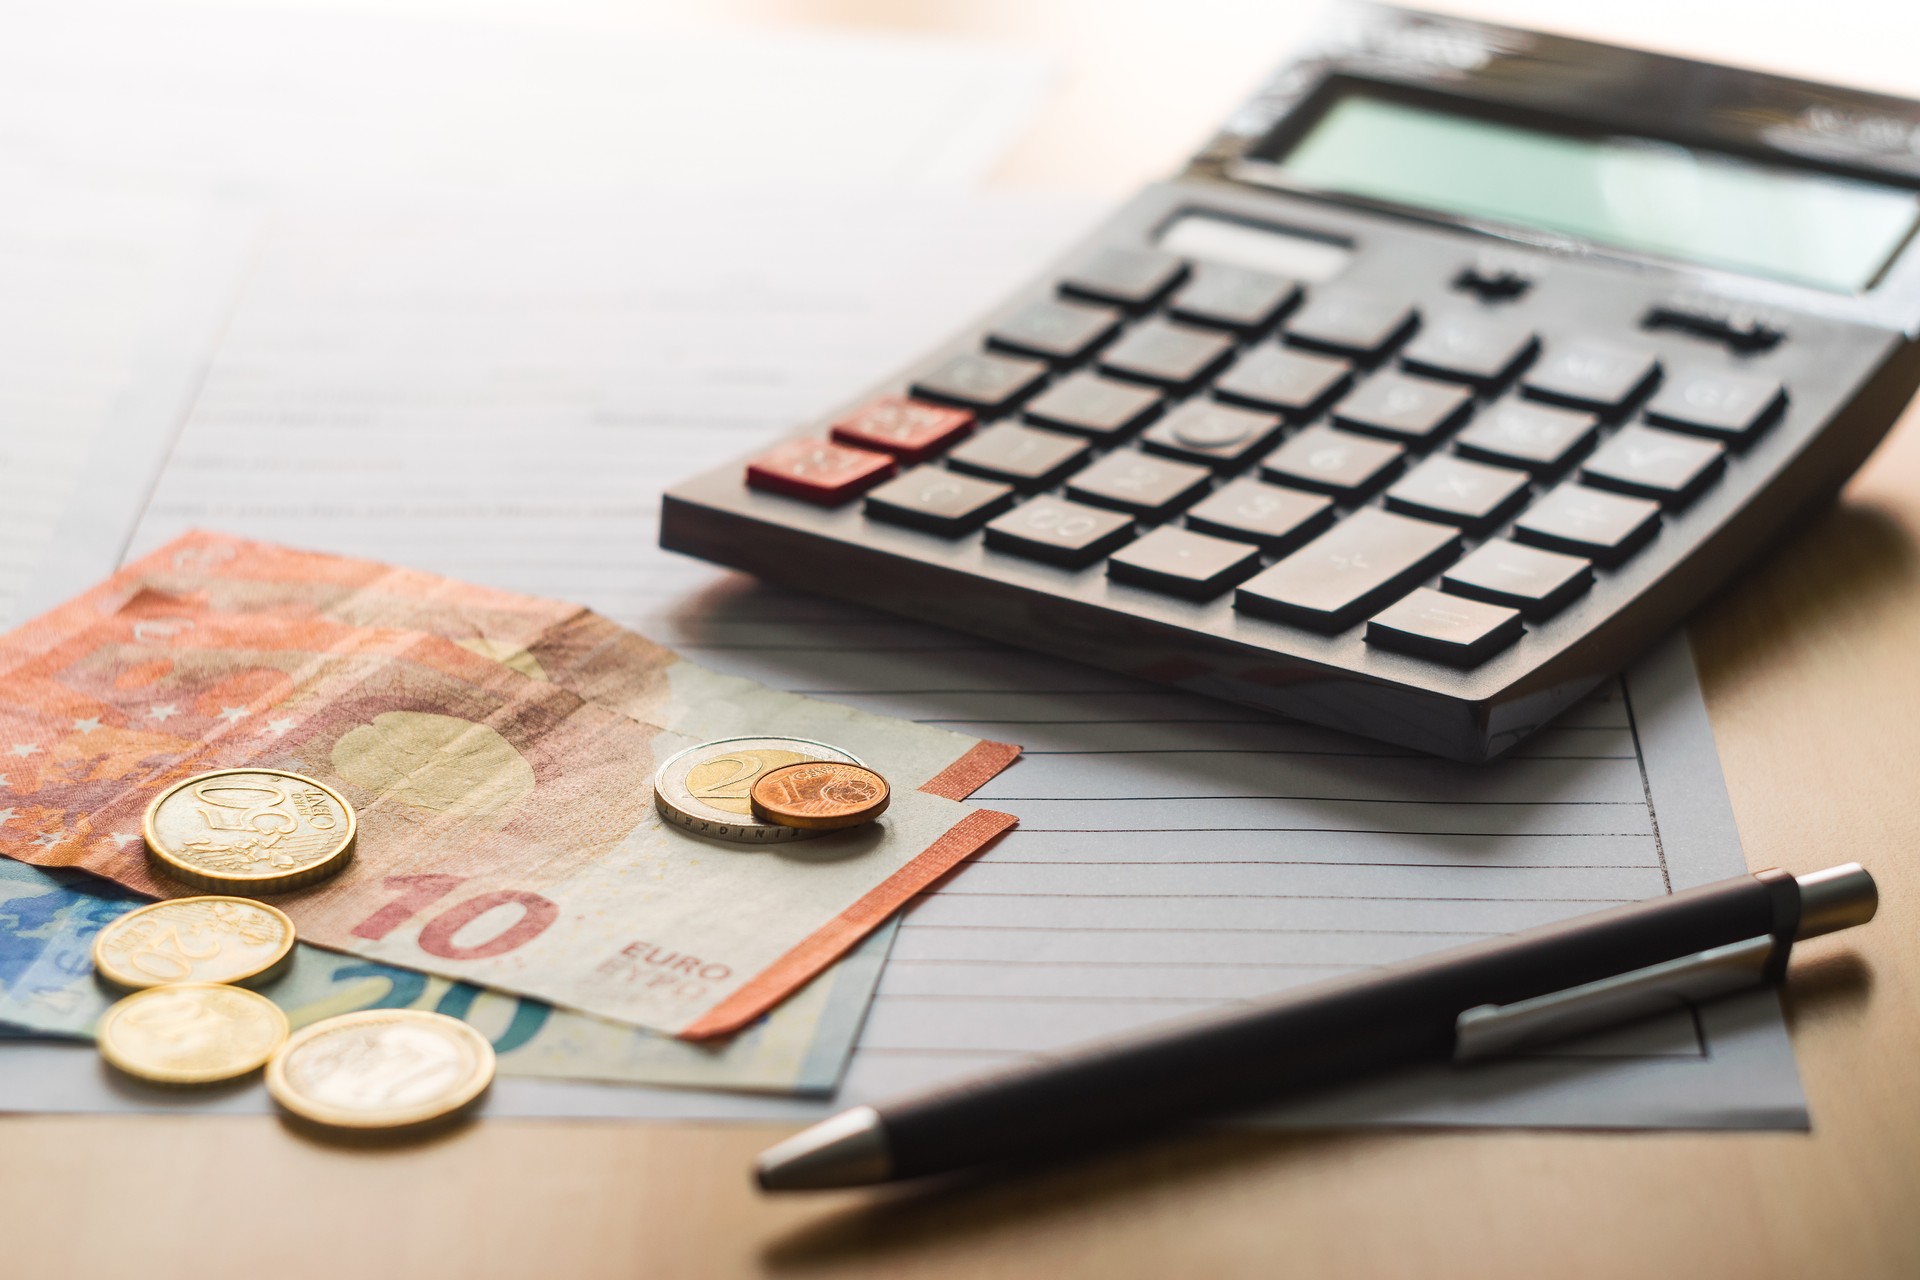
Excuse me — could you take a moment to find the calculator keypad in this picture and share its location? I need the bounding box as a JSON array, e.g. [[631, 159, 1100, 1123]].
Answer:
[[1236, 508, 1460, 631], [1521, 341, 1661, 413], [1442, 539, 1594, 617], [1108, 526, 1263, 599], [1366, 588, 1523, 664], [1331, 371, 1474, 445], [912, 351, 1050, 412], [1260, 425, 1403, 499], [1452, 401, 1598, 474], [988, 299, 1124, 363], [830, 396, 975, 463], [1384, 454, 1531, 532], [1283, 290, 1419, 361], [1098, 320, 1236, 389], [1023, 373, 1162, 440], [1579, 423, 1725, 508], [1140, 402, 1282, 470], [1059, 247, 1187, 311], [1399, 312, 1538, 388], [864, 466, 1015, 534], [1212, 347, 1351, 418], [984, 496, 1135, 566], [947, 423, 1089, 490], [746, 438, 896, 505], [1068, 450, 1213, 519], [1513, 484, 1661, 565], [1185, 479, 1333, 553], [1167, 264, 1301, 331], [1643, 370, 1786, 443]]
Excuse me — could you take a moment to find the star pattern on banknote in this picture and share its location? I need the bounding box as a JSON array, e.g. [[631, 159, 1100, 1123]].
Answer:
[[9, 743, 39, 757], [110, 833, 141, 848], [70, 717, 103, 734], [264, 717, 297, 736], [0, 809, 15, 828], [148, 704, 180, 722], [217, 706, 249, 724], [31, 831, 64, 849]]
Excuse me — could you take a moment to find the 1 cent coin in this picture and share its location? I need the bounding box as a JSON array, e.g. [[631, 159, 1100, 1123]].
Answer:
[[143, 768, 356, 893], [92, 895, 297, 989], [266, 1010, 495, 1129], [749, 761, 891, 830], [653, 736, 863, 843], [97, 984, 289, 1084]]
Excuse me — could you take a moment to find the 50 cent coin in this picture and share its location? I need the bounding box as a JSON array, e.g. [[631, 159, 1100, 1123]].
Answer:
[[144, 768, 356, 893]]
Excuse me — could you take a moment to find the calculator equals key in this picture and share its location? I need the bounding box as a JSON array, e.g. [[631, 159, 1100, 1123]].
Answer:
[[670, 5, 1920, 760]]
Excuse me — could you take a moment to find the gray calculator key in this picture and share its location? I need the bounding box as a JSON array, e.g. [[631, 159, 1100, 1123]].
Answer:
[[1580, 423, 1726, 507], [1185, 479, 1333, 553], [1107, 526, 1263, 599], [1140, 401, 1282, 470], [1166, 264, 1300, 331], [1453, 401, 1599, 473], [1067, 450, 1213, 519], [1235, 508, 1461, 631], [1513, 483, 1660, 565], [864, 466, 1015, 535], [1332, 371, 1474, 445], [984, 496, 1135, 567], [1366, 588, 1523, 665], [1260, 424, 1404, 499], [1384, 454, 1531, 532], [1442, 539, 1594, 617], [1059, 246, 1187, 311], [1522, 341, 1661, 413], [1282, 290, 1418, 361], [1098, 319, 1236, 390], [988, 299, 1123, 363], [911, 350, 1049, 412], [946, 423, 1090, 490], [1399, 313, 1538, 388], [1211, 346, 1351, 418], [1023, 372, 1162, 440], [1643, 370, 1787, 443]]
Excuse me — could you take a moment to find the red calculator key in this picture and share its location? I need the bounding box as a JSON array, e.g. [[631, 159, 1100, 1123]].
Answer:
[[746, 438, 896, 506], [830, 396, 975, 463]]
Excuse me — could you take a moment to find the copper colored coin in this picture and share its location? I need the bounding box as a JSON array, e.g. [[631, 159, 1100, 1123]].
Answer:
[[749, 762, 891, 831]]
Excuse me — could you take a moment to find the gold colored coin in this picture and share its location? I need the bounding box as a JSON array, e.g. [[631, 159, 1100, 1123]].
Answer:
[[143, 768, 356, 892], [749, 761, 891, 830], [92, 895, 296, 989], [97, 983, 289, 1084], [266, 1010, 495, 1129]]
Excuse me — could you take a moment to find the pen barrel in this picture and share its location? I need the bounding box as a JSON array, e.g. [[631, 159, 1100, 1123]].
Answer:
[[881, 870, 1797, 1179]]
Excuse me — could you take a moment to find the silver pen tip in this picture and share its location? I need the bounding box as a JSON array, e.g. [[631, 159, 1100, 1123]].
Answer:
[[754, 1105, 892, 1192], [1794, 863, 1878, 939]]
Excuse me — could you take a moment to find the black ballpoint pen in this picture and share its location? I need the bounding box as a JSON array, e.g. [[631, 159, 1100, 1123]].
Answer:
[[756, 863, 1877, 1191]]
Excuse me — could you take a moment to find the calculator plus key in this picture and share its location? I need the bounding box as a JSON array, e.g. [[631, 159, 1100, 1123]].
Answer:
[[864, 467, 1015, 535], [1399, 312, 1538, 388], [1580, 423, 1725, 507], [1384, 454, 1531, 532], [1453, 400, 1598, 473], [946, 423, 1090, 490], [1366, 588, 1522, 664], [1141, 401, 1282, 469], [1068, 450, 1214, 520], [1211, 346, 1351, 418], [830, 396, 975, 463], [1332, 371, 1474, 446], [1514, 483, 1661, 565], [1108, 527, 1264, 599], [1059, 246, 1187, 311], [745, 438, 896, 506], [1522, 341, 1661, 413], [984, 497, 1135, 568], [911, 351, 1049, 412], [1024, 373, 1162, 440], [1282, 290, 1418, 361], [1167, 264, 1301, 331], [1185, 479, 1333, 552], [988, 299, 1123, 363], [1260, 424, 1404, 499], [1442, 539, 1594, 617], [1098, 319, 1236, 390], [1643, 370, 1787, 443], [1236, 508, 1460, 631]]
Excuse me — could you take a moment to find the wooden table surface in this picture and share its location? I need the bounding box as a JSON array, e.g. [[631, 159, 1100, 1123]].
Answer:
[[9, 3, 1920, 1275]]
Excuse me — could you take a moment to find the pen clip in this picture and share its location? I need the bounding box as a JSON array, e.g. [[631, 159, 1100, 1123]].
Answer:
[[1452, 934, 1775, 1062]]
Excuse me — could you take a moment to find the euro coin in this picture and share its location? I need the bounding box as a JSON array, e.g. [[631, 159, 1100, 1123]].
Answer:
[[92, 895, 296, 989], [750, 761, 891, 830], [97, 983, 289, 1084], [143, 768, 356, 892], [653, 736, 862, 843], [266, 1010, 495, 1129]]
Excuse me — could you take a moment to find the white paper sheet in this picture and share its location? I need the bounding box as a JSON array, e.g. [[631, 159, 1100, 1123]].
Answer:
[[0, 189, 1806, 1128]]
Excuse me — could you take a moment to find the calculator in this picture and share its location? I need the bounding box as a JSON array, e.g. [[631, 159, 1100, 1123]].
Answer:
[[661, 3, 1920, 761]]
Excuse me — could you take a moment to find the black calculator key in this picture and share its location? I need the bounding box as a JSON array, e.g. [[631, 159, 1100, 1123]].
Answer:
[[1211, 346, 1351, 418], [1366, 588, 1523, 665], [1383, 454, 1531, 532], [1260, 424, 1404, 499], [831, 396, 975, 464], [1442, 539, 1594, 618], [1282, 290, 1419, 361], [1452, 401, 1599, 474], [987, 299, 1123, 363], [1399, 313, 1538, 388], [1058, 246, 1187, 311], [864, 466, 1015, 535], [1068, 450, 1213, 520], [984, 496, 1135, 568], [1332, 372, 1474, 446], [1140, 401, 1282, 470], [1098, 319, 1236, 390], [1580, 423, 1726, 508], [1108, 526, 1263, 599], [1185, 479, 1334, 552], [1643, 370, 1787, 443], [1513, 483, 1660, 566], [1023, 372, 1161, 440], [1522, 341, 1661, 413], [1167, 264, 1300, 331], [911, 351, 1049, 412], [1235, 508, 1461, 632], [946, 423, 1089, 490]]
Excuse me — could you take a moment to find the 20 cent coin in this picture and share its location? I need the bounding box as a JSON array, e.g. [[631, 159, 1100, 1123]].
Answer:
[[92, 895, 297, 989], [653, 736, 862, 843], [749, 761, 891, 830], [266, 1010, 495, 1129], [97, 983, 289, 1084], [144, 768, 356, 892]]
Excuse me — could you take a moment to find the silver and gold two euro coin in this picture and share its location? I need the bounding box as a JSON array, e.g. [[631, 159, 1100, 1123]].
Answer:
[[652, 736, 862, 843], [143, 768, 356, 893]]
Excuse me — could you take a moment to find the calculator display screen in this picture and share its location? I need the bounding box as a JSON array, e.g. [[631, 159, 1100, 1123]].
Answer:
[[1270, 89, 1920, 293]]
